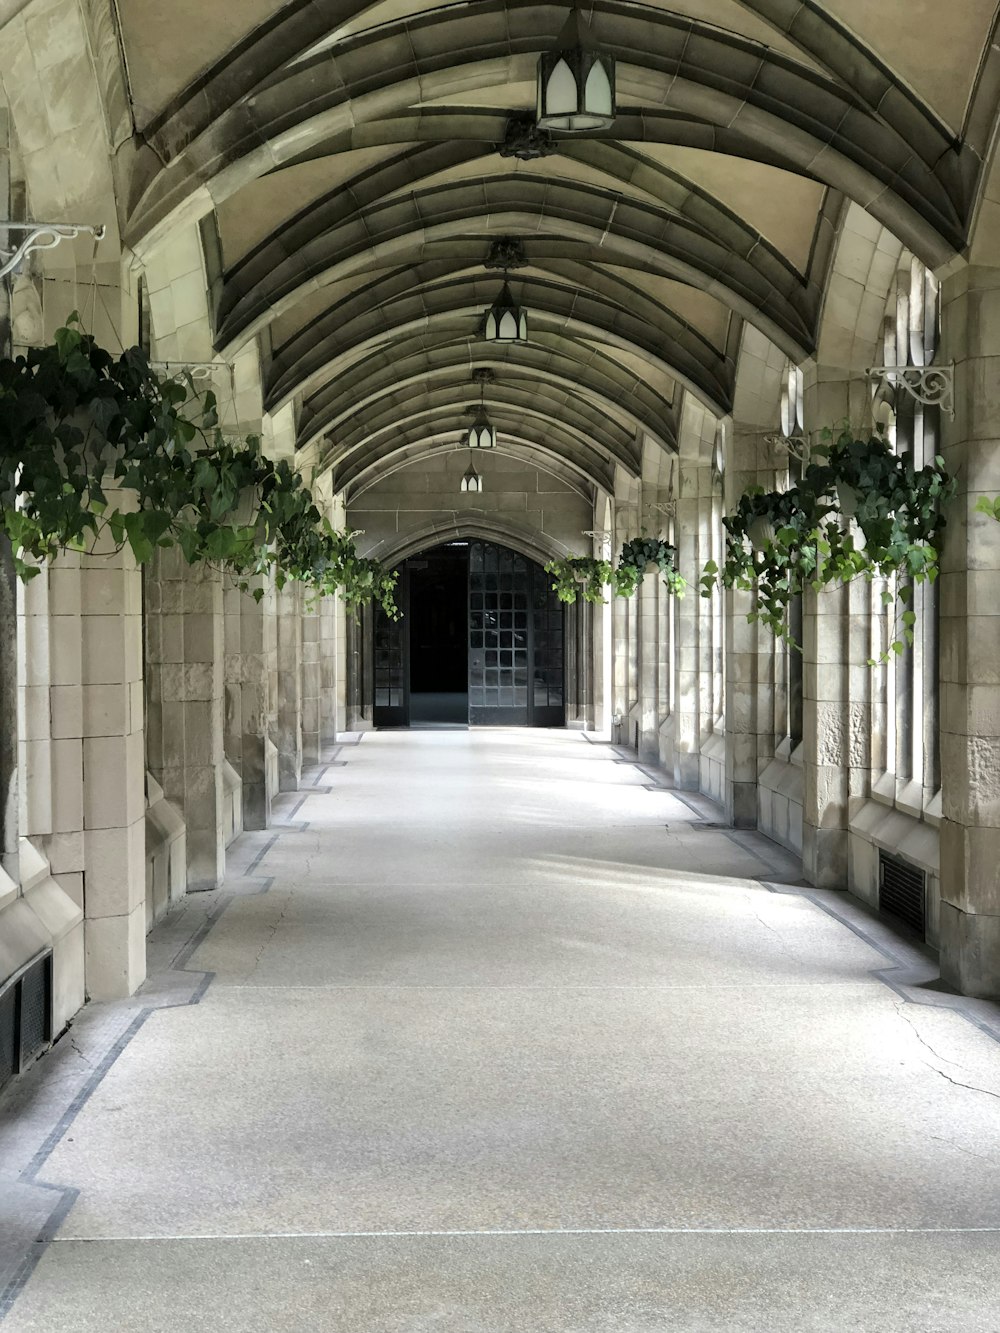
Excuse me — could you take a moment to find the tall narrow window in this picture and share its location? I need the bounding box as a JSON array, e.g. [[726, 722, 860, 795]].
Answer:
[[780, 364, 804, 748], [137, 276, 151, 358], [872, 257, 941, 804]]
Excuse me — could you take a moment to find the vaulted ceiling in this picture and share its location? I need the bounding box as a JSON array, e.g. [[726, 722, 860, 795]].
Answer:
[[114, 0, 1000, 500]]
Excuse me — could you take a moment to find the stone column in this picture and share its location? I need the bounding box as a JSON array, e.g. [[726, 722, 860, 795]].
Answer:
[[301, 594, 322, 765], [80, 547, 146, 994], [319, 591, 346, 742], [611, 587, 631, 746], [224, 578, 271, 831], [722, 429, 783, 827], [277, 584, 303, 790], [798, 372, 871, 889], [146, 552, 226, 889], [673, 459, 715, 789], [0, 162, 17, 886], [31, 543, 146, 999], [637, 574, 661, 762], [0, 537, 17, 886], [937, 263, 1000, 995]]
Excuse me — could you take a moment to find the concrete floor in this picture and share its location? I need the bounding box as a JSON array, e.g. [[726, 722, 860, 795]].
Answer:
[[4, 730, 1000, 1330]]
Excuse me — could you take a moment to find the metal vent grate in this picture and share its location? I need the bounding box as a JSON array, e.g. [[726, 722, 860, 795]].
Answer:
[[0, 987, 15, 1089], [0, 951, 53, 1094], [19, 955, 51, 1067], [879, 851, 926, 938]]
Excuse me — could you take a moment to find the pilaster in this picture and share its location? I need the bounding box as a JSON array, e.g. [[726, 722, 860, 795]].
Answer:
[[673, 460, 717, 790], [146, 552, 226, 890], [937, 263, 1000, 995], [301, 594, 322, 765], [224, 577, 272, 831], [722, 429, 783, 828], [34, 541, 147, 999], [277, 583, 303, 790]]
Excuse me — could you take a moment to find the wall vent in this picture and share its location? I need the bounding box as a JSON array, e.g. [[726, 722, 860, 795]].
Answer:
[[878, 851, 926, 939], [0, 951, 53, 1094]]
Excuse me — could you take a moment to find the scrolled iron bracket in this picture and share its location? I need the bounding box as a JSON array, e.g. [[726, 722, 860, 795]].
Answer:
[[763, 431, 811, 464], [582, 527, 613, 557], [150, 361, 229, 383], [868, 363, 954, 417], [0, 222, 106, 280]]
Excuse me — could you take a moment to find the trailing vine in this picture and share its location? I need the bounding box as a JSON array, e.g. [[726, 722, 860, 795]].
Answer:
[[0, 318, 399, 618], [700, 427, 955, 663]]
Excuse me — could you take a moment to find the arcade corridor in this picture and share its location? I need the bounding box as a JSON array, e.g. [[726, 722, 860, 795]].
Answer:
[[3, 732, 1000, 1330]]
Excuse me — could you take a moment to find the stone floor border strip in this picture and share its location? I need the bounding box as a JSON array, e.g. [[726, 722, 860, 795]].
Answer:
[[609, 741, 1000, 1053], [761, 881, 1000, 1049], [0, 892, 240, 1322]]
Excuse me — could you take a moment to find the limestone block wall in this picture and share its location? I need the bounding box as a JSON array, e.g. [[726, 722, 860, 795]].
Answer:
[[223, 576, 277, 831], [17, 540, 147, 1002], [145, 551, 229, 891], [348, 451, 593, 561]]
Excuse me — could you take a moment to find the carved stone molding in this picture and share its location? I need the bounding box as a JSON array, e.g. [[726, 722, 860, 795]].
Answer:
[[498, 115, 556, 162], [484, 238, 527, 271]]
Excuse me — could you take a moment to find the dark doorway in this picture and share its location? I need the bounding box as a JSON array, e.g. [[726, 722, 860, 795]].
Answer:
[[408, 546, 469, 724], [373, 540, 565, 729]]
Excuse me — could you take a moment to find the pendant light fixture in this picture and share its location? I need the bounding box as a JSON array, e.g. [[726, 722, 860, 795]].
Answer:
[[537, 5, 616, 133], [483, 238, 528, 344], [461, 464, 484, 494], [465, 369, 497, 450], [484, 279, 528, 343]]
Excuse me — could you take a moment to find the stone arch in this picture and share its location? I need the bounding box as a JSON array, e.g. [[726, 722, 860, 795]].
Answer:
[[366, 513, 573, 568]]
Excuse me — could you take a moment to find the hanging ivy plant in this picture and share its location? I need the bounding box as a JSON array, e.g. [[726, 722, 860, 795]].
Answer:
[[700, 426, 955, 663], [975, 496, 1000, 523], [546, 539, 687, 604], [544, 555, 615, 603], [0, 317, 399, 619], [616, 536, 686, 598]]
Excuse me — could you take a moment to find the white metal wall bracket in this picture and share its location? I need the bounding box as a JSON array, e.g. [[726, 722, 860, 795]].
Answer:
[[0, 222, 106, 281], [868, 363, 954, 417]]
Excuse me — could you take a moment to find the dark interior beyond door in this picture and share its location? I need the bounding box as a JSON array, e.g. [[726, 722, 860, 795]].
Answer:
[[373, 540, 565, 728], [408, 546, 469, 723]]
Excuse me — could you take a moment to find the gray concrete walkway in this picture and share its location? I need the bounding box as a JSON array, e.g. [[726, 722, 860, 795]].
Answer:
[[4, 730, 1000, 1330]]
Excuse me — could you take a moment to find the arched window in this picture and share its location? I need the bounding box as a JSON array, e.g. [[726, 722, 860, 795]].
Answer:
[[778, 362, 804, 749], [871, 256, 941, 807]]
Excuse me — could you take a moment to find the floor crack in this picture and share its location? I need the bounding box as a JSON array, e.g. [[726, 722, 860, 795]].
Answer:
[[243, 894, 294, 982], [746, 892, 796, 959], [930, 1134, 994, 1164], [894, 999, 1000, 1104], [67, 1038, 92, 1067]]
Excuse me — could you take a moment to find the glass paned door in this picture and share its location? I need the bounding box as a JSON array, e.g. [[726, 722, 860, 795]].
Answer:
[[532, 569, 565, 726], [469, 542, 530, 724], [468, 541, 565, 726]]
